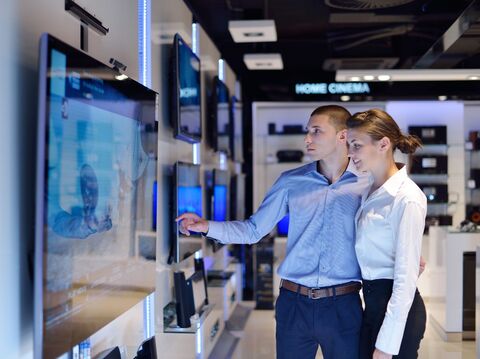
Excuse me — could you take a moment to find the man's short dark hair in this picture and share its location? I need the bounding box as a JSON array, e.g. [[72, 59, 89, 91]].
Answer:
[[310, 105, 351, 131]]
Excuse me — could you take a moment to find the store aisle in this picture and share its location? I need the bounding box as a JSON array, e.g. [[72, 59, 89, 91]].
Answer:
[[230, 302, 475, 359]]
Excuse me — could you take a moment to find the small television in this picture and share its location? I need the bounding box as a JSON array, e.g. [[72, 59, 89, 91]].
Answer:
[[205, 169, 229, 251], [35, 34, 158, 359], [171, 33, 201, 143], [231, 96, 243, 162], [171, 162, 203, 263], [277, 214, 289, 237], [208, 76, 231, 154]]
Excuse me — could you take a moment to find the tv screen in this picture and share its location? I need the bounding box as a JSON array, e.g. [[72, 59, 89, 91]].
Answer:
[[172, 162, 203, 263], [172, 33, 201, 143], [208, 77, 231, 154], [35, 34, 158, 358], [277, 214, 289, 237]]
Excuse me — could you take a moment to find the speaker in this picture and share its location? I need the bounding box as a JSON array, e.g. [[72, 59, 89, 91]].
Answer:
[[268, 123, 276, 135], [408, 126, 447, 144], [173, 271, 195, 328], [134, 336, 157, 359], [418, 184, 448, 203], [276, 150, 304, 162]]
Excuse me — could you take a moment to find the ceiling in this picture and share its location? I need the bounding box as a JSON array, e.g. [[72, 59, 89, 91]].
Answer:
[[184, 0, 480, 100]]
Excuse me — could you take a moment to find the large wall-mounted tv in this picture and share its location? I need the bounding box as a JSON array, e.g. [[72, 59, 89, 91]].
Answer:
[[171, 33, 202, 143], [35, 34, 158, 359], [171, 162, 203, 263], [208, 76, 231, 154]]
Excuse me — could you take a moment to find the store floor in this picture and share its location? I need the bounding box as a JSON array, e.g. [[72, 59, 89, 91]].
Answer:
[[229, 301, 476, 359]]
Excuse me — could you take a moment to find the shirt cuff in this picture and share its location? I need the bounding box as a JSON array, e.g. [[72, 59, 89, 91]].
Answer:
[[206, 221, 224, 242], [375, 315, 407, 355]]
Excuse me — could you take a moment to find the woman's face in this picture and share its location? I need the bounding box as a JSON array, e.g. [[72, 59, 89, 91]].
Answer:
[[347, 128, 383, 172]]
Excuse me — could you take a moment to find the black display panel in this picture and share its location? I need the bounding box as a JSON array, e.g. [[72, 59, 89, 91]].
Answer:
[[35, 34, 158, 359], [208, 76, 231, 154], [418, 184, 448, 203], [410, 155, 448, 174], [172, 34, 201, 143], [408, 125, 447, 145], [171, 162, 203, 263]]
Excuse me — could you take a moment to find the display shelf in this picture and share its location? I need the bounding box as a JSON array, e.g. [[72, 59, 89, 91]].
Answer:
[[164, 304, 215, 334]]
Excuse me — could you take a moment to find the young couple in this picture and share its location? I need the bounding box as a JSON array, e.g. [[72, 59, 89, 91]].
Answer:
[[177, 105, 427, 359]]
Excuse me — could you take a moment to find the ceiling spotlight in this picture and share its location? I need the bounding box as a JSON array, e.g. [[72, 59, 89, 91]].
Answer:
[[350, 76, 361, 81], [438, 95, 447, 101], [340, 95, 351, 102], [228, 20, 277, 43], [468, 75, 479, 80], [363, 75, 375, 81], [243, 53, 283, 70], [378, 75, 391, 81]]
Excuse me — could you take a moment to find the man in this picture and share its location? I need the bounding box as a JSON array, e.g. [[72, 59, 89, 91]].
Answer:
[[178, 105, 369, 359]]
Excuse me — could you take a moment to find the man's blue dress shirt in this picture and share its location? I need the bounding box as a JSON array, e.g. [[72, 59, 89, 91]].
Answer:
[[207, 160, 370, 288]]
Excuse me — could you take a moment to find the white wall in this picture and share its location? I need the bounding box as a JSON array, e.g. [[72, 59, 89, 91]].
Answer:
[[0, 2, 25, 358]]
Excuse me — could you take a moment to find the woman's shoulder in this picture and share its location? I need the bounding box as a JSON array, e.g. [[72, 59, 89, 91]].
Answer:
[[396, 176, 427, 207]]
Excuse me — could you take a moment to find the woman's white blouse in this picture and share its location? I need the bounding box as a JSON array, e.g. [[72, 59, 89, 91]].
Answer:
[[355, 164, 427, 355]]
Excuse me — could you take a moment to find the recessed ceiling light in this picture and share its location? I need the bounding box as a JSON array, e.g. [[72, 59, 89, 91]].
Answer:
[[243, 53, 283, 70], [363, 75, 375, 81], [229, 20, 277, 43], [468, 75, 479, 80], [438, 95, 447, 101], [378, 75, 391, 81], [350, 76, 361, 81], [340, 95, 351, 102]]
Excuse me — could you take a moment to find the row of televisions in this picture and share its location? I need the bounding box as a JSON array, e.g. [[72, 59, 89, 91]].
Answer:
[[173, 33, 242, 161]]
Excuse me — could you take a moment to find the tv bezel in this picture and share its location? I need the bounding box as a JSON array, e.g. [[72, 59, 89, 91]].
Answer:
[[170, 161, 203, 263], [172, 33, 202, 144], [34, 33, 158, 359]]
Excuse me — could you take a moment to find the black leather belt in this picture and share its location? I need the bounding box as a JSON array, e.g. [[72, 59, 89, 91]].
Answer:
[[280, 279, 362, 299]]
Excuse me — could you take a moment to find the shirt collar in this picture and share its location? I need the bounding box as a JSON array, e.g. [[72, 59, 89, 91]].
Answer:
[[379, 163, 408, 197], [304, 158, 363, 179]]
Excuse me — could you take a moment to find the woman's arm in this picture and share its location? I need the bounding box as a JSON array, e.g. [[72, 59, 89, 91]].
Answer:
[[374, 200, 426, 355]]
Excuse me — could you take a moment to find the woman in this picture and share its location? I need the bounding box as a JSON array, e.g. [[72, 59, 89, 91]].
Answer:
[[346, 109, 427, 359]]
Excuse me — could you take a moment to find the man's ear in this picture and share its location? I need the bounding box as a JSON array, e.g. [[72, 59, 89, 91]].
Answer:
[[338, 129, 347, 142]]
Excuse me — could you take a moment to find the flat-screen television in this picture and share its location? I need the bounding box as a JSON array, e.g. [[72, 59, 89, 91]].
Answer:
[[171, 162, 203, 263], [205, 169, 229, 252], [35, 34, 158, 359], [277, 214, 289, 237], [208, 76, 231, 154], [171, 33, 201, 143], [231, 96, 243, 162]]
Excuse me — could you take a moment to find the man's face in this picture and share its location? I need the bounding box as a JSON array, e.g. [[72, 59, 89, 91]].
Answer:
[[304, 115, 344, 160]]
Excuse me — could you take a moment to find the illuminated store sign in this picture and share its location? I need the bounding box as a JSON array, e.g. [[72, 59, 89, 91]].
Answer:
[[295, 82, 371, 95]]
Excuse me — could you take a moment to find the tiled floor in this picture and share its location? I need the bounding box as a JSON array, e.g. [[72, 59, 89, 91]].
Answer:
[[230, 302, 476, 359]]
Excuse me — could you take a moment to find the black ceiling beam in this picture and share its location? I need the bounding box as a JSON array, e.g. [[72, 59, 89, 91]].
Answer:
[[414, 0, 480, 68]]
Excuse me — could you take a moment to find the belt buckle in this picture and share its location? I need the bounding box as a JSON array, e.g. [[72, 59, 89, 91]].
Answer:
[[308, 287, 322, 300]]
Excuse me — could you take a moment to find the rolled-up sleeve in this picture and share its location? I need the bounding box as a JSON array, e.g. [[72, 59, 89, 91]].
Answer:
[[375, 200, 426, 355], [207, 174, 288, 245]]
